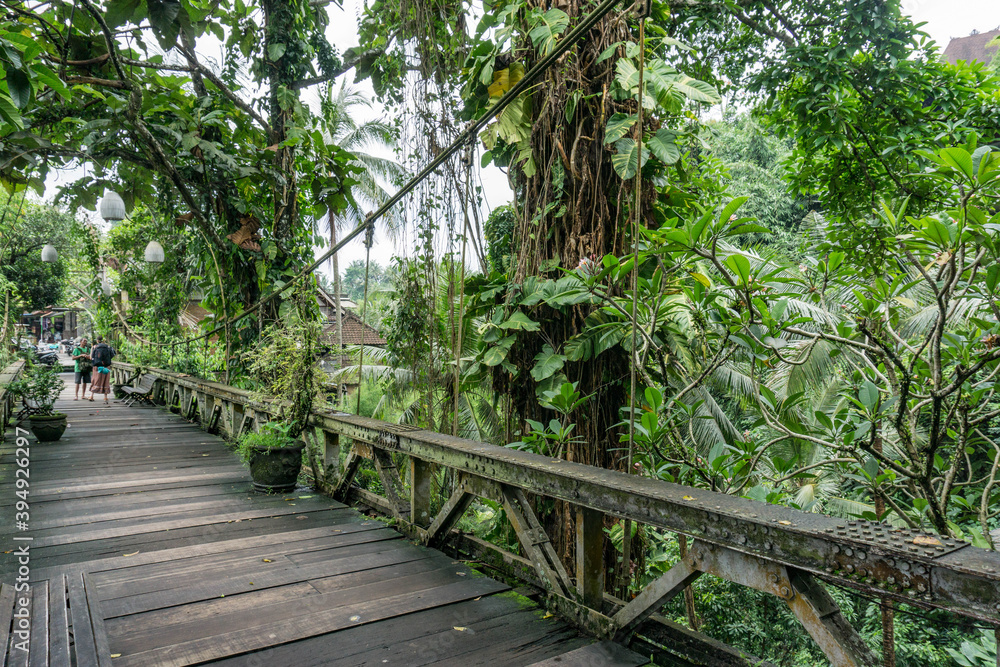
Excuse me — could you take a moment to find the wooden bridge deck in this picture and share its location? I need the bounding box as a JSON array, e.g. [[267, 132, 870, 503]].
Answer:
[[1, 377, 647, 666]]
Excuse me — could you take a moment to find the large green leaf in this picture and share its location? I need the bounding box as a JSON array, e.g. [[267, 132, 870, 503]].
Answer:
[[499, 311, 540, 331], [147, 0, 182, 49], [29, 64, 70, 100], [723, 254, 752, 285], [483, 335, 516, 366], [611, 138, 649, 180], [604, 113, 636, 144], [6, 69, 30, 109], [105, 0, 142, 28], [531, 345, 565, 381], [938, 146, 974, 181], [647, 129, 679, 164], [0, 93, 23, 131], [528, 8, 569, 56], [670, 75, 721, 104]]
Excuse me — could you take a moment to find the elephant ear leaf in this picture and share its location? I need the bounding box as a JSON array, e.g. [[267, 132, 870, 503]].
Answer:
[[612, 138, 649, 180], [647, 129, 680, 164]]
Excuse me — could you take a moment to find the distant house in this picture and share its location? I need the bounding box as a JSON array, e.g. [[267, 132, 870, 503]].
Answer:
[[315, 287, 386, 399], [315, 287, 385, 356], [943, 28, 1000, 66]]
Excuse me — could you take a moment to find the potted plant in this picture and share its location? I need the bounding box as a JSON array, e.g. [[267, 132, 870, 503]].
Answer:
[[236, 421, 306, 493], [9, 363, 67, 441]]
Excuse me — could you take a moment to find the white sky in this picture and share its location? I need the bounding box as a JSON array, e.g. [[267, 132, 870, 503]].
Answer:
[[47, 1, 1000, 279]]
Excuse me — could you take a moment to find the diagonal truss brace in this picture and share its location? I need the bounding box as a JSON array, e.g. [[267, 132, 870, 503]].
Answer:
[[371, 448, 411, 521], [613, 541, 880, 667], [500, 484, 574, 599]]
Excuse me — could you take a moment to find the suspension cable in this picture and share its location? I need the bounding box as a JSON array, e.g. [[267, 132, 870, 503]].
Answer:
[[355, 221, 374, 415], [114, 0, 626, 355]]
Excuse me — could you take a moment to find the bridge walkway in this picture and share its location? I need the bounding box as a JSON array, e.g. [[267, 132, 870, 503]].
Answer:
[[0, 377, 648, 666]]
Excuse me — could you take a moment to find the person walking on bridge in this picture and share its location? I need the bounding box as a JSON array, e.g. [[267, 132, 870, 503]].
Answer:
[[72, 337, 91, 400], [89, 335, 115, 404]]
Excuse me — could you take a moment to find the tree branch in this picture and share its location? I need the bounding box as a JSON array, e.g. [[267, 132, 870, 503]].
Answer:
[[291, 47, 384, 89]]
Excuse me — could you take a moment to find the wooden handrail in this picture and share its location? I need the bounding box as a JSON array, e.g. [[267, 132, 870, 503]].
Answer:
[[0, 359, 26, 441], [111, 361, 1000, 667]]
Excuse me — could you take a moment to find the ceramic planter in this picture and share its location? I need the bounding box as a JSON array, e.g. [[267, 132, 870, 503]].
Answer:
[[248, 441, 306, 493], [29, 413, 68, 442]]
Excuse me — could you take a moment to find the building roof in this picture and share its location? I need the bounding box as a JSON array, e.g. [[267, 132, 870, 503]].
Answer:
[[320, 308, 386, 347], [943, 29, 1000, 65]]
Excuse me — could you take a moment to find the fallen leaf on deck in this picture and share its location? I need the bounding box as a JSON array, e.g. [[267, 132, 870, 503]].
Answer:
[[123, 551, 139, 557], [453, 626, 468, 632], [262, 558, 273, 563]]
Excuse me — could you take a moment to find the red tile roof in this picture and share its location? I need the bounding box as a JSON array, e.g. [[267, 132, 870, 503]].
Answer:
[[320, 308, 386, 347], [943, 29, 1000, 65]]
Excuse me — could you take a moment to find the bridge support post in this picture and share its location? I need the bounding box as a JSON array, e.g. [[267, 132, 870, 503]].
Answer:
[[410, 457, 432, 527], [576, 507, 604, 609], [320, 429, 340, 482]]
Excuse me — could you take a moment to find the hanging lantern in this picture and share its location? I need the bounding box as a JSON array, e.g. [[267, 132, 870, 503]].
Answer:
[[41, 244, 58, 263], [144, 240, 165, 264], [99, 190, 126, 223]]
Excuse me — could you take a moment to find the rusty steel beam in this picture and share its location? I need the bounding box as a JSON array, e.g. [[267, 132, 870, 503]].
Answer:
[[117, 364, 1000, 626]]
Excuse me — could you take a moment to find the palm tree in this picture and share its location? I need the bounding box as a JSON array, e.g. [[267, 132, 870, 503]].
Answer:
[[317, 83, 407, 393]]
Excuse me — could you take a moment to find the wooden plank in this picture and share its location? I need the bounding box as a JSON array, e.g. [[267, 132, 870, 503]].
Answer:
[[82, 575, 112, 667], [95, 528, 400, 600], [47, 577, 70, 667], [112, 578, 507, 666], [100, 540, 431, 618], [66, 573, 99, 666], [6, 591, 28, 667], [33, 521, 374, 584], [0, 583, 15, 667], [29, 512, 355, 572], [26, 504, 338, 548], [201, 592, 537, 666], [343, 607, 585, 667], [108, 559, 479, 656], [87, 520, 384, 587], [26, 582, 47, 667], [525, 640, 650, 666]]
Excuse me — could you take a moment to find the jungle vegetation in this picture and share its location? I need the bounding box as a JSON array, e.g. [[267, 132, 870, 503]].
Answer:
[[2, 0, 1000, 664]]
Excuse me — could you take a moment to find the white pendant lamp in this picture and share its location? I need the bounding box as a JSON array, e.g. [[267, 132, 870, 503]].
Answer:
[[144, 240, 165, 264], [99, 190, 126, 223]]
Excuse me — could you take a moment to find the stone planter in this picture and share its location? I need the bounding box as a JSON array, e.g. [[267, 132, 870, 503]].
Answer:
[[248, 441, 306, 493], [29, 413, 68, 442]]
